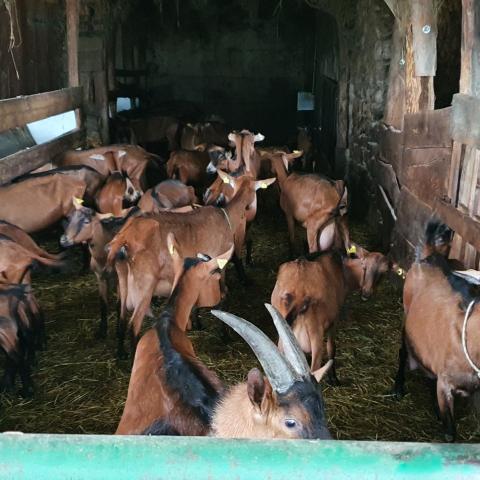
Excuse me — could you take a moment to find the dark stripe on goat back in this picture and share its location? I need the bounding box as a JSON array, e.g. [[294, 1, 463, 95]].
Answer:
[[11, 165, 99, 183], [154, 309, 219, 426], [141, 419, 180, 436], [422, 253, 480, 308]]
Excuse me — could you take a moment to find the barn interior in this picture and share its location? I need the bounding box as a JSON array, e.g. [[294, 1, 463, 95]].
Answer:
[[1, 0, 480, 444]]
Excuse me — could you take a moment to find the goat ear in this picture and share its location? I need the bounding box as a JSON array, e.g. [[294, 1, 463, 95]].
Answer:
[[72, 196, 84, 210], [194, 143, 207, 152], [255, 177, 276, 191], [312, 359, 333, 383], [247, 368, 267, 408], [217, 169, 235, 187], [253, 133, 265, 143], [214, 244, 234, 270]]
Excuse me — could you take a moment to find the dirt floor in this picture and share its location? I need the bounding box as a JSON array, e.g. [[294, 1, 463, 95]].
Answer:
[[0, 193, 479, 442]]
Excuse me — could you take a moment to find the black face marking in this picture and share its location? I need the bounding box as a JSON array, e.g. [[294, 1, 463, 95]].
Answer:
[[278, 381, 330, 440]]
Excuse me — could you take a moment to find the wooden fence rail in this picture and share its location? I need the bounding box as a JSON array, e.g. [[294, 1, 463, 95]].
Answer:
[[0, 87, 85, 183]]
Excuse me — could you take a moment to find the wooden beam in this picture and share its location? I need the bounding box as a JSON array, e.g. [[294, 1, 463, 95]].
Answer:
[[405, 24, 434, 113], [66, 0, 80, 87], [451, 93, 480, 147], [0, 87, 83, 133], [0, 128, 85, 182], [435, 198, 480, 252], [411, 0, 437, 77], [383, 19, 406, 129], [460, 0, 480, 96]]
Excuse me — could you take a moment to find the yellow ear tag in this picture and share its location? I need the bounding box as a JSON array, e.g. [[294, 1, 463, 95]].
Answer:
[[73, 197, 84, 206], [261, 182, 268, 189], [293, 150, 301, 154], [168, 244, 175, 255], [217, 258, 228, 270], [397, 268, 405, 279], [223, 177, 230, 184], [347, 245, 357, 255]]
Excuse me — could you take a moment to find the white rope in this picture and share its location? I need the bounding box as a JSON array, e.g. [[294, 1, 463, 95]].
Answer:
[[461, 300, 480, 378]]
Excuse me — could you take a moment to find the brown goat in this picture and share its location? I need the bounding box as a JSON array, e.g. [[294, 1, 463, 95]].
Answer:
[[96, 172, 141, 217], [0, 174, 87, 234], [115, 237, 231, 435], [266, 150, 350, 255], [392, 221, 480, 442], [271, 247, 393, 384], [10, 166, 104, 207], [227, 130, 265, 176], [0, 284, 38, 397], [203, 172, 275, 264], [166, 145, 227, 195], [60, 203, 139, 338], [138, 180, 197, 213], [57, 144, 159, 191], [137, 303, 331, 439], [107, 172, 275, 356]]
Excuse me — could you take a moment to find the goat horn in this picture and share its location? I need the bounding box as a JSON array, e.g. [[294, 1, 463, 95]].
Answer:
[[210, 310, 299, 393], [264, 304, 311, 380]]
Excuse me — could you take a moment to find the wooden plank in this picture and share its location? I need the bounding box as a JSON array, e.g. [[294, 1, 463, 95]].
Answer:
[[0, 87, 83, 133], [451, 93, 480, 146], [464, 242, 477, 268], [402, 147, 451, 207], [460, 0, 480, 96], [67, 0, 79, 87], [378, 127, 404, 179], [457, 145, 478, 211], [403, 107, 452, 148], [411, 0, 437, 76], [447, 141, 464, 203], [435, 198, 480, 252], [0, 128, 85, 183]]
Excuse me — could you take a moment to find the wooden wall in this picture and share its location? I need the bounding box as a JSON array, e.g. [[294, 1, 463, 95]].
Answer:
[[0, 0, 66, 100]]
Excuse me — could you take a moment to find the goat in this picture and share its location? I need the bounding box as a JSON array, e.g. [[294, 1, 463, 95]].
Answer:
[[60, 202, 139, 339], [138, 180, 197, 214], [392, 220, 480, 442], [107, 171, 275, 356], [265, 150, 350, 255], [115, 235, 231, 434], [272, 247, 394, 384], [96, 172, 141, 217]]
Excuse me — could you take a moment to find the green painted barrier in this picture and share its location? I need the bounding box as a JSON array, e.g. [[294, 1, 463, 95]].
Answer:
[[0, 434, 479, 479]]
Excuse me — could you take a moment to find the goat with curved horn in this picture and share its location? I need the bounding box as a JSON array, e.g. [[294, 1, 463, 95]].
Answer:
[[264, 303, 311, 379], [210, 309, 300, 393]]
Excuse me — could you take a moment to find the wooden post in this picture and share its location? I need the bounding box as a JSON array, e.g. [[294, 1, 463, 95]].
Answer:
[[405, 0, 436, 113], [460, 0, 480, 96], [66, 0, 79, 88]]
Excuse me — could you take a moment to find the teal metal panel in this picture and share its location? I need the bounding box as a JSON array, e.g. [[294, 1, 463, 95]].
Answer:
[[0, 434, 479, 479]]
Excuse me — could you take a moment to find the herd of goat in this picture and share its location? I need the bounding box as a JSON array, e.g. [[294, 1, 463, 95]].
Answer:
[[0, 126, 479, 443]]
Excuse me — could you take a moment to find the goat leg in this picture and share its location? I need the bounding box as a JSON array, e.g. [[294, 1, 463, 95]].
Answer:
[[326, 332, 340, 386], [392, 334, 408, 399], [95, 273, 109, 339], [437, 378, 456, 442]]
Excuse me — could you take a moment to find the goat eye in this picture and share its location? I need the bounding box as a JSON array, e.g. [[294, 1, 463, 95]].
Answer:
[[284, 419, 297, 428]]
